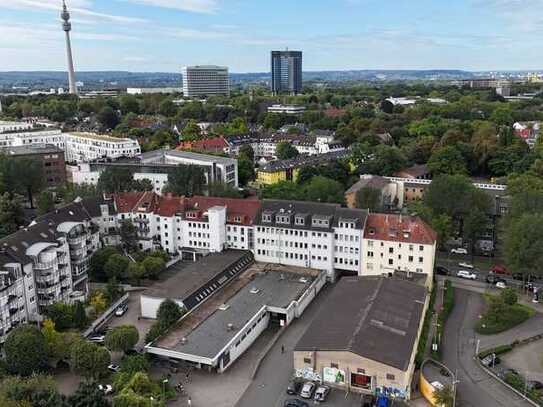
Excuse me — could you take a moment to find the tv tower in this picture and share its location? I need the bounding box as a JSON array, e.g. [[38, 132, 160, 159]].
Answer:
[[61, 0, 78, 95]]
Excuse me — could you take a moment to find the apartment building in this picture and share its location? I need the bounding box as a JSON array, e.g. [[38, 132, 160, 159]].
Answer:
[[0, 201, 102, 344], [0, 128, 65, 149], [3, 144, 67, 188], [181, 65, 230, 98], [362, 214, 437, 287], [64, 132, 141, 163], [0, 121, 34, 133], [71, 149, 238, 194]]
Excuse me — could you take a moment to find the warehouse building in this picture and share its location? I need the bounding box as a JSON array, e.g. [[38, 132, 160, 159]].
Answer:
[[146, 263, 326, 372], [140, 250, 253, 319], [294, 277, 428, 401]]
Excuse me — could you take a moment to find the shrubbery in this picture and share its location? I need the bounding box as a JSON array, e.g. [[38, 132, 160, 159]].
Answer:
[[476, 289, 535, 335], [144, 299, 185, 344]]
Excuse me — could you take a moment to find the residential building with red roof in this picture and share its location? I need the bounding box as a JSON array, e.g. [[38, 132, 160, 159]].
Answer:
[[362, 213, 437, 285], [176, 137, 230, 154]]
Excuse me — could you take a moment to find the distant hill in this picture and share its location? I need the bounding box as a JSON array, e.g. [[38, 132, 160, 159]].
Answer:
[[0, 69, 480, 90]]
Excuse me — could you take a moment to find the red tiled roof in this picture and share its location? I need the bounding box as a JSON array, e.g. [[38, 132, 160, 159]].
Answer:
[[153, 194, 262, 226], [363, 213, 437, 245], [176, 137, 229, 152], [114, 192, 160, 213]]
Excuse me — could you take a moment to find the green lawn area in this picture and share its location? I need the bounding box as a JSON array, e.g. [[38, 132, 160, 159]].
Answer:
[[476, 295, 535, 335]]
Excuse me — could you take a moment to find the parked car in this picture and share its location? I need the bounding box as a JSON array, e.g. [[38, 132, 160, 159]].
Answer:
[[451, 247, 468, 255], [98, 384, 113, 395], [286, 379, 303, 395], [108, 364, 120, 373], [528, 381, 543, 390], [496, 281, 507, 289], [436, 266, 449, 276], [458, 262, 474, 269], [283, 399, 309, 407], [314, 385, 330, 402], [492, 265, 509, 275], [88, 335, 105, 344], [300, 382, 316, 399], [481, 353, 501, 367], [486, 274, 506, 285], [115, 304, 128, 317], [457, 270, 477, 280]]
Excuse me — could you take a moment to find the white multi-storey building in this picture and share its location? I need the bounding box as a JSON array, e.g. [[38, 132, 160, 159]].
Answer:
[[0, 128, 66, 149], [362, 213, 437, 287], [0, 201, 102, 344], [71, 149, 238, 194], [181, 65, 230, 98], [64, 133, 141, 163], [0, 121, 34, 133]]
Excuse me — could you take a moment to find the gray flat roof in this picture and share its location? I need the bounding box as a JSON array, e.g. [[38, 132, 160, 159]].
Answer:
[[2, 144, 64, 156], [142, 250, 248, 300], [295, 277, 427, 371], [168, 268, 316, 359], [141, 149, 236, 166]]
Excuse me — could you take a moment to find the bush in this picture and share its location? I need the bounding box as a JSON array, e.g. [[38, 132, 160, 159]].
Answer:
[[156, 299, 183, 326], [478, 344, 513, 359], [432, 280, 455, 360], [416, 284, 436, 367], [476, 302, 535, 335]]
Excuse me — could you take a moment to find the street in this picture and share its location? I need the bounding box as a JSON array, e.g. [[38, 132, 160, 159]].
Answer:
[[441, 288, 533, 407]]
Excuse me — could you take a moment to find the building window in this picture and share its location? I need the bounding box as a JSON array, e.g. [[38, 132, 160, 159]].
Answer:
[[357, 368, 365, 374], [331, 363, 339, 369], [388, 259, 393, 265], [303, 358, 312, 364], [386, 373, 395, 381]]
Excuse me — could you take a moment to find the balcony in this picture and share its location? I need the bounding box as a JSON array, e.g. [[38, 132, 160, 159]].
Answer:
[[68, 235, 85, 246], [34, 259, 58, 270], [134, 217, 149, 224]]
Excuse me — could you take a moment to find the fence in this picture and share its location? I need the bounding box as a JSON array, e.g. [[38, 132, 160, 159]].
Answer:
[[82, 292, 129, 338]]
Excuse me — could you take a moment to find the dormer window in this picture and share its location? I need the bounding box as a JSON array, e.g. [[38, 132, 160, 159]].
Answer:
[[295, 216, 305, 226], [277, 215, 291, 225], [262, 211, 274, 223]]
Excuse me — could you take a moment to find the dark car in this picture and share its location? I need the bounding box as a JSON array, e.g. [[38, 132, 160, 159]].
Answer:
[[283, 399, 309, 407], [286, 379, 303, 395], [528, 381, 543, 390], [436, 266, 449, 276], [486, 274, 506, 285]]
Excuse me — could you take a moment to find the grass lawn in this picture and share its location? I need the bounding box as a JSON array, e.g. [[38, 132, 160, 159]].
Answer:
[[476, 300, 535, 335]]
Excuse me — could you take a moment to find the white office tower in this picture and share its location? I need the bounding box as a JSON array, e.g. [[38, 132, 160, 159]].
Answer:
[[181, 66, 230, 98], [61, 1, 78, 95]]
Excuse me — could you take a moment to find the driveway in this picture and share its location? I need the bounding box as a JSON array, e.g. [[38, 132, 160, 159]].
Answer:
[[442, 289, 533, 407]]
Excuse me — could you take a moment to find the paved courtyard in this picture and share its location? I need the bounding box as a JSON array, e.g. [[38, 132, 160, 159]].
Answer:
[[502, 339, 543, 382]]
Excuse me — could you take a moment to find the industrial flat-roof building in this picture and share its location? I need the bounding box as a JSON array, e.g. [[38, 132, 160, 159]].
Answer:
[[140, 250, 254, 319], [146, 263, 326, 372], [294, 277, 428, 401]]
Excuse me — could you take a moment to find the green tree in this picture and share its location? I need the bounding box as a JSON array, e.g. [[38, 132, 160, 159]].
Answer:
[[41, 319, 67, 364], [303, 176, 345, 204], [163, 165, 206, 196], [127, 262, 146, 285], [71, 340, 111, 380], [119, 220, 138, 253], [260, 181, 301, 201], [237, 157, 255, 186], [97, 168, 134, 194], [90, 246, 120, 281], [427, 146, 468, 175], [73, 301, 88, 330], [238, 144, 255, 162], [207, 182, 242, 198], [98, 106, 120, 129], [433, 384, 454, 407], [0, 374, 68, 407], [157, 299, 183, 326], [0, 193, 25, 238], [141, 256, 166, 280], [120, 355, 149, 375], [119, 95, 141, 115], [501, 288, 518, 306], [68, 381, 111, 407], [355, 186, 382, 211], [45, 302, 75, 331], [158, 99, 177, 117], [37, 191, 55, 215], [363, 145, 407, 176], [276, 141, 299, 160], [463, 208, 488, 256], [504, 214, 543, 279], [104, 254, 130, 280], [4, 325, 47, 376], [105, 325, 139, 353], [182, 120, 202, 141]]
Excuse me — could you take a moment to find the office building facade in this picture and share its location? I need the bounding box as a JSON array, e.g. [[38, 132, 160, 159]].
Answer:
[[181, 66, 230, 98], [271, 50, 303, 95]]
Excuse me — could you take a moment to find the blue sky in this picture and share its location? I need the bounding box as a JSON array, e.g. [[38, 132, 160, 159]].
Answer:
[[0, 0, 540, 72]]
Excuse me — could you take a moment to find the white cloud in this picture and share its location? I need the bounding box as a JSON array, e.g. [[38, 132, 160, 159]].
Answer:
[[118, 0, 219, 13], [0, 0, 146, 24]]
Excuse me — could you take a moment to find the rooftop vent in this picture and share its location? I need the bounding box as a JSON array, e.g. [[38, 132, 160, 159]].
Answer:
[[69, 211, 74, 216], [250, 287, 260, 294], [299, 277, 308, 284], [180, 337, 188, 345], [227, 323, 235, 331], [218, 304, 230, 311]]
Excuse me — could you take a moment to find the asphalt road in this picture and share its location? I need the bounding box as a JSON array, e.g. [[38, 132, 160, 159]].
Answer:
[[441, 288, 533, 407]]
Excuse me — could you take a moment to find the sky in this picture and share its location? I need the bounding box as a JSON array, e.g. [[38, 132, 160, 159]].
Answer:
[[0, 0, 541, 73]]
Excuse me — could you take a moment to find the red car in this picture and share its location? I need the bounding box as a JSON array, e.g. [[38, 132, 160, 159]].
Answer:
[[492, 265, 509, 275]]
